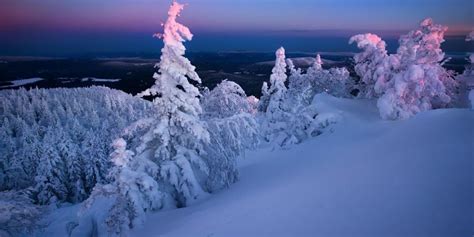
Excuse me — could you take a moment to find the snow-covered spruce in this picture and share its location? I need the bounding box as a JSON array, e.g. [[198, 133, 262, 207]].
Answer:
[[78, 2, 258, 235], [350, 19, 459, 120], [201, 80, 260, 190], [201, 80, 252, 118], [259, 50, 345, 147], [259, 47, 293, 145], [78, 2, 207, 234], [349, 34, 395, 98], [298, 54, 354, 99], [0, 87, 153, 204], [377, 18, 459, 120], [460, 31, 474, 109], [133, 0, 210, 207], [460, 31, 474, 80]]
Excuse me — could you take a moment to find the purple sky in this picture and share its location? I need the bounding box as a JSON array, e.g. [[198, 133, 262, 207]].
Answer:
[[1, 0, 472, 34], [0, 0, 472, 56]]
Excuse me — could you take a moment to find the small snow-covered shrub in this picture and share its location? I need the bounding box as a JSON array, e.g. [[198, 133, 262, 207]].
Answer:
[[201, 80, 252, 118]]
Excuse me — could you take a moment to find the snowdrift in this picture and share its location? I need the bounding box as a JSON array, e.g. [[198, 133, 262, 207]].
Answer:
[[130, 94, 473, 237]]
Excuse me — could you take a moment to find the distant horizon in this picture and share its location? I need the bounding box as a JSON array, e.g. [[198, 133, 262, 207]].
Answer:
[[0, 31, 471, 58]]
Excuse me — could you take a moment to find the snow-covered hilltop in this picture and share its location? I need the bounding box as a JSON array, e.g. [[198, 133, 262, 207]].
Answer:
[[131, 94, 473, 237], [0, 1, 473, 237]]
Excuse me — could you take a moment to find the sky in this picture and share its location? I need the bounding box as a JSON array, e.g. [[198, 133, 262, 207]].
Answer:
[[0, 0, 472, 56]]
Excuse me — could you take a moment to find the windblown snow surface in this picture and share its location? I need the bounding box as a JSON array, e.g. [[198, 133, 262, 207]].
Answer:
[[130, 94, 473, 237]]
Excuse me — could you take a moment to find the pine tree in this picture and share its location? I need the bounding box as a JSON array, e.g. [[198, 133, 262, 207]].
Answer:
[[136, 0, 210, 206], [105, 138, 163, 233], [266, 47, 288, 116], [349, 33, 393, 98], [312, 54, 323, 71], [201, 80, 251, 118], [377, 18, 458, 119], [258, 82, 270, 112], [33, 130, 68, 204], [261, 47, 292, 145]]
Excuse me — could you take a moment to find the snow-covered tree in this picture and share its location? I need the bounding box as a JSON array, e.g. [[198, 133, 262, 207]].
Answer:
[[286, 58, 301, 77], [33, 130, 68, 205], [258, 82, 270, 112], [459, 31, 474, 109], [378, 18, 458, 119], [349, 33, 395, 98], [201, 80, 251, 118], [287, 58, 311, 107], [105, 139, 163, 234], [0, 191, 43, 236], [304, 54, 354, 99], [133, 0, 210, 207], [462, 31, 474, 75], [200, 81, 260, 190], [260, 47, 293, 144], [203, 113, 259, 191], [246, 96, 259, 115], [308, 54, 323, 73], [265, 47, 288, 115], [0, 86, 153, 204]]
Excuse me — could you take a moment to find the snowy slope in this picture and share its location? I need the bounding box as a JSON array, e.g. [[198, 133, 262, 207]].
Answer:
[[131, 94, 473, 237]]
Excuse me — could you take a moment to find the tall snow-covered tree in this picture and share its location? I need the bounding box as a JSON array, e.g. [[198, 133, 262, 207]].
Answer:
[[266, 47, 288, 116], [377, 18, 458, 120], [135, 0, 210, 206], [260, 47, 293, 144]]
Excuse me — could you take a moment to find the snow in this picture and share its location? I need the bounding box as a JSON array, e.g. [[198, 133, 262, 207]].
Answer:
[[81, 77, 121, 82], [469, 89, 474, 109], [130, 94, 473, 237], [257, 57, 337, 67], [0, 78, 44, 88]]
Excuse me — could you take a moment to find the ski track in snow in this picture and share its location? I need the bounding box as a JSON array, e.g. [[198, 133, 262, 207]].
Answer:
[[131, 95, 473, 237]]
